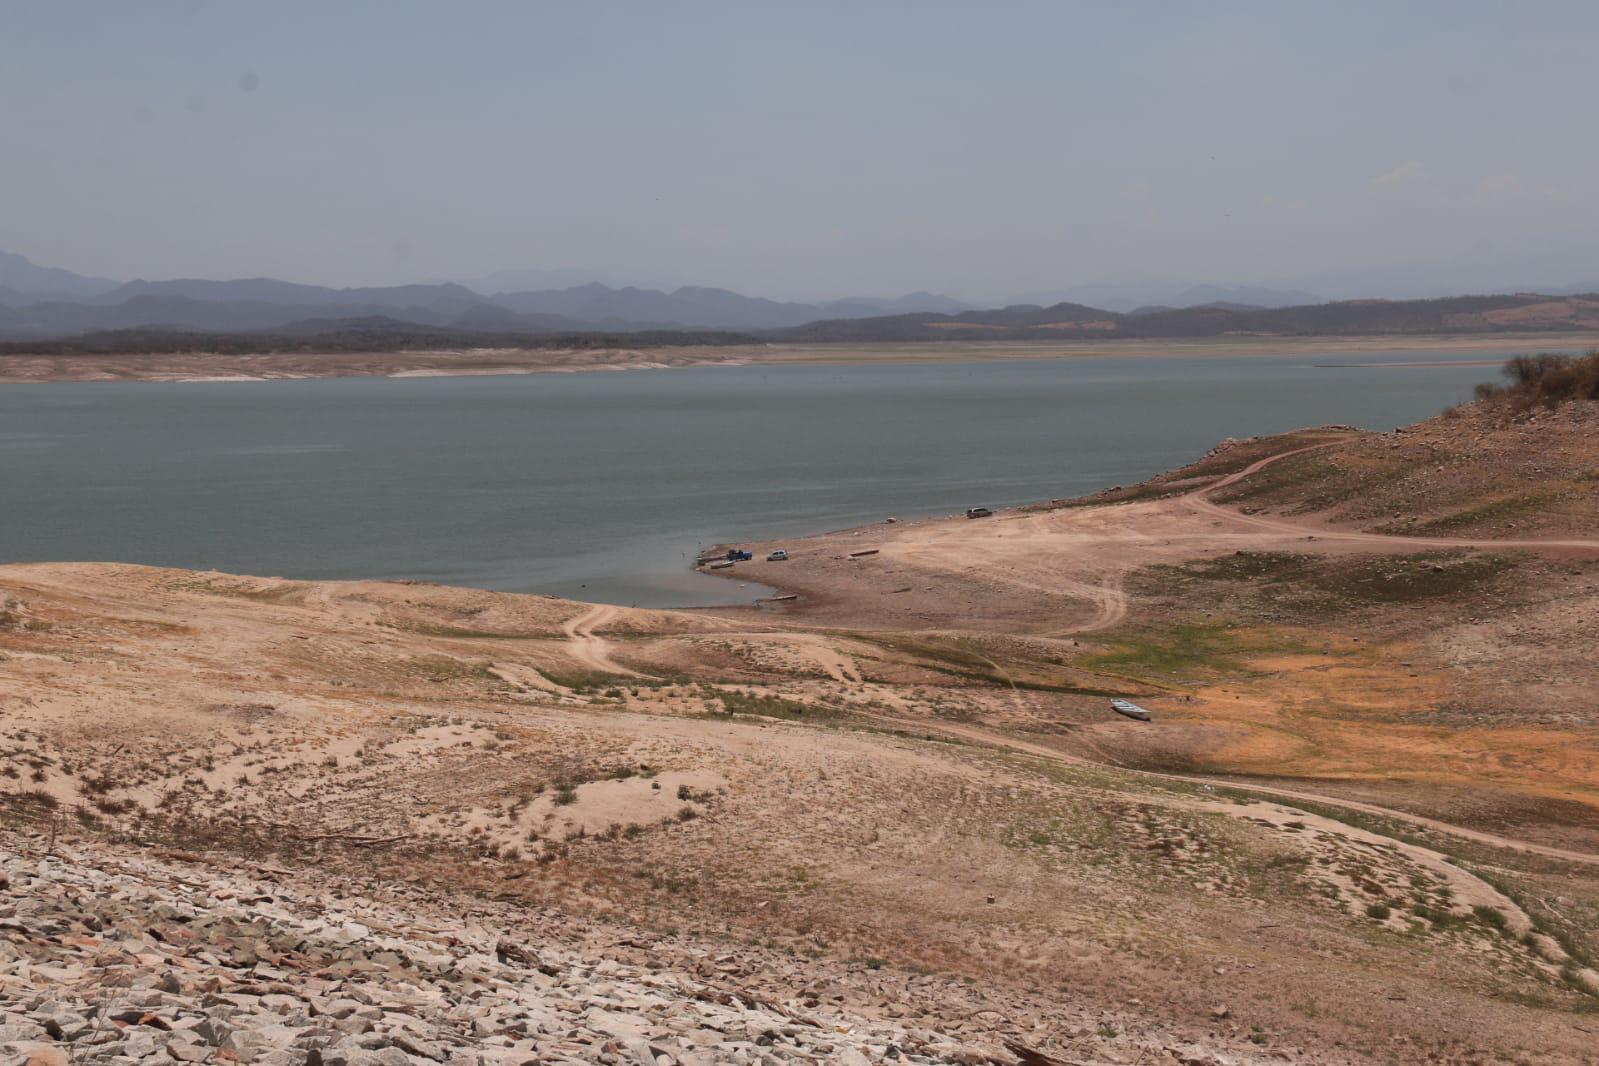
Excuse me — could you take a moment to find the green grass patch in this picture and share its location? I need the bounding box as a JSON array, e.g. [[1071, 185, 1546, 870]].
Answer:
[[1467, 864, 1597, 978], [1043, 433, 1355, 510], [712, 688, 851, 722], [1407, 489, 1570, 534], [1080, 623, 1287, 681], [857, 634, 995, 672], [1172, 551, 1309, 583], [1472, 904, 1509, 932], [1212, 453, 1343, 504], [1157, 550, 1516, 606], [537, 667, 631, 692], [406, 655, 505, 685], [858, 634, 1122, 695], [386, 620, 547, 639], [1321, 554, 1516, 603]]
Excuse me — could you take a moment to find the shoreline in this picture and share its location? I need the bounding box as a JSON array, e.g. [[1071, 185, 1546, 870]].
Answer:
[[8, 409, 1598, 1060], [2, 332, 1596, 384]]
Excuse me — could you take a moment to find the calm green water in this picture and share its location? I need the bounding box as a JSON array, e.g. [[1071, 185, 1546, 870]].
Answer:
[[0, 351, 1509, 606]]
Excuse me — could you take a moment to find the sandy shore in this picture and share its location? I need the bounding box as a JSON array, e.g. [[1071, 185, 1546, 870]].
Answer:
[[695, 423, 1599, 847], [3, 332, 1597, 383]]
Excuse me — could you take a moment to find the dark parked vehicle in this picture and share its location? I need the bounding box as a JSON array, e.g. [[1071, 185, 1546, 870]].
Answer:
[[965, 507, 993, 519]]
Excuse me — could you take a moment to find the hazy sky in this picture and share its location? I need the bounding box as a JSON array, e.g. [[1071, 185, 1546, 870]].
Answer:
[[5, 1, 1599, 301]]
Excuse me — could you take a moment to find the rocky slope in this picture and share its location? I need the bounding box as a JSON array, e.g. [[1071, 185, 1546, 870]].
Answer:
[[1208, 391, 1599, 539], [1, 829, 1271, 1066]]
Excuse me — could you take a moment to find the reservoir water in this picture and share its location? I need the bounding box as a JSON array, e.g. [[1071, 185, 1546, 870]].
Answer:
[[0, 351, 1509, 606]]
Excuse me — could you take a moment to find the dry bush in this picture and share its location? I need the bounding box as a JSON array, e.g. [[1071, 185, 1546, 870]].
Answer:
[[1476, 350, 1599, 413]]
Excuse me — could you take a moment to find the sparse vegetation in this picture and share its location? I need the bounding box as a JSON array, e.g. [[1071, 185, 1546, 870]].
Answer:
[[537, 667, 630, 693], [1081, 623, 1291, 679], [1473, 905, 1509, 932], [712, 688, 843, 721], [1474, 350, 1599, 413], [1140, 550, 1524, 638]]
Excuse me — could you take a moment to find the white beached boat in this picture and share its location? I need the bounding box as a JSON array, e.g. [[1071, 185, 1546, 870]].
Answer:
[[1110, 698, 1152, 722]]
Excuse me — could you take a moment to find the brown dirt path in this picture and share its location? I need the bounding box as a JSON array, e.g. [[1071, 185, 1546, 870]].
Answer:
[[561, 603, 653, 678]]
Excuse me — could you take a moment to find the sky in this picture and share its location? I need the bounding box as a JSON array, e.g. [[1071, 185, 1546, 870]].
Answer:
[[4, 1, 1599, 303]]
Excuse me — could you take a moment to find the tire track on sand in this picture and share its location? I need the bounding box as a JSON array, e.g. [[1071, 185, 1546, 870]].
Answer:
[[856, 713, 1597, 984], [867, 714, 1599, 868], [561, 604, 653, 679]]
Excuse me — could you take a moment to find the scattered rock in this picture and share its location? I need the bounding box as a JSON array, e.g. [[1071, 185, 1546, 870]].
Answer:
[[6, 837, 1175, 1066]]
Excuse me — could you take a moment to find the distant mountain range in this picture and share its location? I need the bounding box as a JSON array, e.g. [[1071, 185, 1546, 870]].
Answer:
[[776, 292, 1599, 342], [0, 249, 121, 303], [481, 283, 971, 331], [1014, 283, 1325, 313], [2, 249, 1598, 345], [0, 250, 977, 338]]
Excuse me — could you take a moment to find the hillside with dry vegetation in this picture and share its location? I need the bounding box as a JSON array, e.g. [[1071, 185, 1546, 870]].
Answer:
[[1190, 352, 1599, 539]]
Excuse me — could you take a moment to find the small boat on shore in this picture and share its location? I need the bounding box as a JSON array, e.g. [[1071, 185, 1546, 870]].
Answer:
[[1110, 698, 1152, 722]]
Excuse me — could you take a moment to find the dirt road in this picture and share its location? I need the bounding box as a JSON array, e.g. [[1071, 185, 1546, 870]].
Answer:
[[561, 603, 652, 677]]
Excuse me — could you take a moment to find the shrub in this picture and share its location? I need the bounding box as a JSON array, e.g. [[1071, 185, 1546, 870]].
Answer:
[[1365, 902, 1392, 921], [1473, 905, 1509, 931], [712, 688, 847, 721], [11, 788, 58, 810], [1475, 350, 1599, 413]]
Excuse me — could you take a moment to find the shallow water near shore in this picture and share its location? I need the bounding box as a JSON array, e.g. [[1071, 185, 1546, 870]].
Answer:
[[0, 349, 1522, 606]]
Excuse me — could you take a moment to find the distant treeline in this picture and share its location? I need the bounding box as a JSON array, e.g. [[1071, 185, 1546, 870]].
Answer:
[[0, 327, 760, 356], [773, 292, 1599, 342]]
